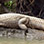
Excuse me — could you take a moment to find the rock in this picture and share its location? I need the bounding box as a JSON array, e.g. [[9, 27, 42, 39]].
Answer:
[[27, 28, 44, 40], [0, 27, 44, 40], [14, 29, 25, 38]]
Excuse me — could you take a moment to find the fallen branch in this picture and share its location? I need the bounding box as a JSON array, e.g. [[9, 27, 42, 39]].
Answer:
[[0, 13, 44, 30]]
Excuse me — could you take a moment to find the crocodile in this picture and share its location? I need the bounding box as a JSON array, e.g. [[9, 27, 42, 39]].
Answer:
[[0, 13, 44, 30]]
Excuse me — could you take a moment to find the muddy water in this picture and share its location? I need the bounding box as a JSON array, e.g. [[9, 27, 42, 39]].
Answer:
[[0, 37, 44, 44]]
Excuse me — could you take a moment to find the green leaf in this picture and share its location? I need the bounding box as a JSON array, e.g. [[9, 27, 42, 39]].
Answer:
[[4, 1, 13, 9]]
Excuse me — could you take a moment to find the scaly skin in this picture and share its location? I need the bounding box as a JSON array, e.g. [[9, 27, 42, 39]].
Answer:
[[0, 13, 44, 30], [0, 13, 30, 30]]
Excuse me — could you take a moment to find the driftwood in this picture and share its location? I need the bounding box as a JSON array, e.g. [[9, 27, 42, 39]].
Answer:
[[0, 13, 44, 30]]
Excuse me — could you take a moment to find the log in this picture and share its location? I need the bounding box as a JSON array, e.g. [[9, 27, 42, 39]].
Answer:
[[0, 13, 44, 30]]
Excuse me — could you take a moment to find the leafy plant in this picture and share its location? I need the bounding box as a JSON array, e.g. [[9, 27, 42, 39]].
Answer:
[[4, 1, 13, 9]]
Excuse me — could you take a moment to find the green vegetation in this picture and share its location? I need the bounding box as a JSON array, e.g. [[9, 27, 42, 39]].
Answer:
[[4, 1, 13, 9]]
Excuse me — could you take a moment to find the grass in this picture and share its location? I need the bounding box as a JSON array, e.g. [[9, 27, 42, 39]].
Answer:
[[0, 37, 44, 44]]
